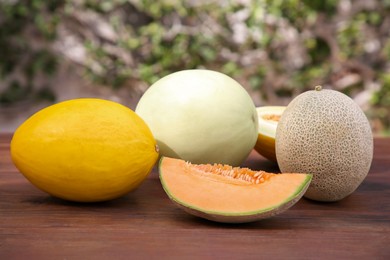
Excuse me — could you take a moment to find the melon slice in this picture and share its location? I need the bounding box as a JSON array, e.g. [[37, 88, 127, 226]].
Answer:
[[255, 106, 286, 162], [159, 157, 312, 223]]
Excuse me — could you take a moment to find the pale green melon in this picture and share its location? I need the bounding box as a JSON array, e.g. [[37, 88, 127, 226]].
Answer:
[[275, 86, 373, 202], [135, 69, 258, 166]]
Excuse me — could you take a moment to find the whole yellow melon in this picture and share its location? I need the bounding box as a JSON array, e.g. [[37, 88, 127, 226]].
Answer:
[[11, 98, 159, 202], [275, 86, 373, 202]]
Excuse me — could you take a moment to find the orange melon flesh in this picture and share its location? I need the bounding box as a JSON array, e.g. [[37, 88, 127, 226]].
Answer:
[[159, 157, 312, 223], [255, 106, 286, 162]]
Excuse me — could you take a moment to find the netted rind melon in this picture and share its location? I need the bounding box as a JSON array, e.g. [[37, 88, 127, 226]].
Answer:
[[275, 86, 373, 202]]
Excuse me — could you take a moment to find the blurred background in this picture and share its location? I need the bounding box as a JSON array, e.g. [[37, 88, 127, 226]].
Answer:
[[0, 0, 389, 135]]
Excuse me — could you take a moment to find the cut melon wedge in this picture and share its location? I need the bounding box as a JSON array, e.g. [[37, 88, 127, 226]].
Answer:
[[159, 157, 312, 223], [255, 106, 286, 162]]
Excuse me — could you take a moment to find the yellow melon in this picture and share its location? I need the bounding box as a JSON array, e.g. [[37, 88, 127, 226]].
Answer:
[[254, 106, 286, 162], [275, 86, 373, 202], [11, 98, 159, 202]]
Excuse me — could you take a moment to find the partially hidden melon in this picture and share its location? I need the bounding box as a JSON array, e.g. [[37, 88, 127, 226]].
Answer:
[[135, 69, 258, 166], [276, 86, 373, 202], [254, 106, 286, 162], [159, 157, 312, 223]]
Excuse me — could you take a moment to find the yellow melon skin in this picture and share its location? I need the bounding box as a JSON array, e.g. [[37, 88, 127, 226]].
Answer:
[[254, 106, 286, 162], [275, 87, 373, 202], [11, 99, 159, 202]]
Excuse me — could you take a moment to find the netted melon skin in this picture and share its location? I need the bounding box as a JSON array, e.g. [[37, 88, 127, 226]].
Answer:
[[275, 88, 373, 202]]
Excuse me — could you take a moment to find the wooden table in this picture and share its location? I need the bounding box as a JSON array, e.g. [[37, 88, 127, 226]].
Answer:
[[1, 133, 389, 259]]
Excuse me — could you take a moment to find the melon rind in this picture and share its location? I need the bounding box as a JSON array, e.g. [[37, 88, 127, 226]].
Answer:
[[10, 99, 159, 202], [171, 184, 309, 223], [254, 106, 286, 162], [159, 157, 312, 223], [275, 88, 373, 202], [135, 69, 258, 166]]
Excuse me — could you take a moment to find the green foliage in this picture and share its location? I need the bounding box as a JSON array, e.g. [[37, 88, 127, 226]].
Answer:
[[0, 0, 389, 134], [372, 74, 390, 107], [0, 0, 63, 104]]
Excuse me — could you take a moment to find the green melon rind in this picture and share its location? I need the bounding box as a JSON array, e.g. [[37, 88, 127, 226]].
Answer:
[[135, 69, 258, 166], [159, 157, 312, 223]]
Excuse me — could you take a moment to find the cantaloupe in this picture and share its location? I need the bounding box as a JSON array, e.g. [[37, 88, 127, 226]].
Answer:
[[159, 157, 312, 223], [135, 69, 258, 166], [254, 106, 286, 162], [276, 86, 373, 202]]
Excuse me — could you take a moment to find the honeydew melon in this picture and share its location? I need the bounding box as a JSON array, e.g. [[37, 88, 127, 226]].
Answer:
[[159, 157, 312, 223], [254, 106, 286, 162], [136, 69, 258, 166]]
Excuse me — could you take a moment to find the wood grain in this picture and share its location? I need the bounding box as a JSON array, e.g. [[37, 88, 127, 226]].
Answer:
[[1, 133, 389, 259]]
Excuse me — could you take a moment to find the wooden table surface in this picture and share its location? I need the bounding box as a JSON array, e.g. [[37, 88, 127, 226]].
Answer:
[[0, 133, 389, 259]]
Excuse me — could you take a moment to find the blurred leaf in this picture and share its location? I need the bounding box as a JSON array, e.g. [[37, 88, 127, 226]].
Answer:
[[0, 81, 30, 104], [0, 0, 389, 134]]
